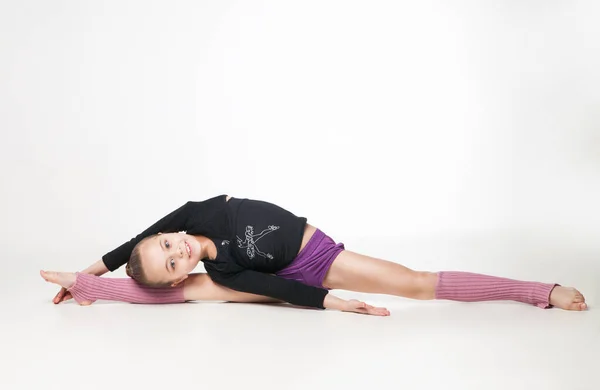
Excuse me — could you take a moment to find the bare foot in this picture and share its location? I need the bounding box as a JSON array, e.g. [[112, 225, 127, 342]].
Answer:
[[549, 285, 588, 311], [40, 270, 75, 289], [40, 270, 93, 305]]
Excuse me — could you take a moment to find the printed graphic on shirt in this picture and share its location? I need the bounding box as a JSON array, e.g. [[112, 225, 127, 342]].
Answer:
[[221, 240, 229, 246], [237, 225, 280, 259]]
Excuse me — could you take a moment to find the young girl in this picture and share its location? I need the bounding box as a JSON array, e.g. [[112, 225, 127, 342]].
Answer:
[[43, 194, 588, 315]]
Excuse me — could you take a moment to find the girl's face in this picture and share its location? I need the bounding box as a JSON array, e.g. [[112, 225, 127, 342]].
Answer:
[[140, 232, 202, 285]]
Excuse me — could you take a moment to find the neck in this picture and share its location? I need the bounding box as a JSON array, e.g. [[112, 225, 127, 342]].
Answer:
[[193, 235, 217, 260]]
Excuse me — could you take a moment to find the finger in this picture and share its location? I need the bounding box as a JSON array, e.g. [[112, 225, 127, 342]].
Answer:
[[366, 305, 390, 316], [61, 292, 73, 303], [372, 305, 390, 314], [365, 304, 386, 312], [367, 309, 388, 316], [57, 292, 71, 304], [350, 305, 376, 315], [54, 288, 65, 299], [53, 288, 66, 304], [357, 309, 385, 316]]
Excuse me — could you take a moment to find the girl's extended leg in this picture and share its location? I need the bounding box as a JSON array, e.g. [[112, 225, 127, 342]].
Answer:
[[40, 270, 389, 315], [40, 271, 282, 305], [322, 251, 588, 310], [322, 250, 438, 299]]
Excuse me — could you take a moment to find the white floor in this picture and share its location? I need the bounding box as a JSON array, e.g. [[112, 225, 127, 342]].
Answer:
[[4, 233, 598, 390]]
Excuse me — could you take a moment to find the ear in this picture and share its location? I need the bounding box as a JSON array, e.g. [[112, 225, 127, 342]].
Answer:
[[171, 274, 188, 287], [158, 232, 162, 235]]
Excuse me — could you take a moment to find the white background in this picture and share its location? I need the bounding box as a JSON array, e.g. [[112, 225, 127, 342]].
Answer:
[[1, 1, 598, 390]]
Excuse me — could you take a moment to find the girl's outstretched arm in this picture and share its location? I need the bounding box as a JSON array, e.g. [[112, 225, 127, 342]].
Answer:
[[40, 271, 282, 305], [183, 273, 283, 303]]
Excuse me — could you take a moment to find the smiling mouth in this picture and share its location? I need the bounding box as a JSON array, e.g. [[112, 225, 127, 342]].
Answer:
[[185, 241, 191, 257]]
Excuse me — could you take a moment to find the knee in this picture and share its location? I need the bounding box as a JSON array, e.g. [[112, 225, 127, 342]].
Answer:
[[414, 271, 438, 300]]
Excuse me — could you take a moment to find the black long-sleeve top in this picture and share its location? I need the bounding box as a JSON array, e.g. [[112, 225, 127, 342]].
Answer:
[[101, 195, 329, 308]]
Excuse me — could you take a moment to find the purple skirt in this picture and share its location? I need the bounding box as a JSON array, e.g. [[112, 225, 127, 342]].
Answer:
[[275, 229, 345, 289]]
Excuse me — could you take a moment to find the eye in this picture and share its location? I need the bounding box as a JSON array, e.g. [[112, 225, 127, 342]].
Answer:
[[170, 259, 175, 269], [165, 240, 170, 249]]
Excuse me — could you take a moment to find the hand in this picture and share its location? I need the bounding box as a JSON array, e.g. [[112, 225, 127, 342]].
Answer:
[[41, 270, 93, 306], [341, 299, 390, 316], [53, 287, 72, 304], [323, 293, 390, 316]]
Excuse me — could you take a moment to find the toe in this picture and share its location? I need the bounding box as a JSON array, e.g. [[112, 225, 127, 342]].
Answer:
[[40, 270, 52, 282], [41, 271, 58, 284]]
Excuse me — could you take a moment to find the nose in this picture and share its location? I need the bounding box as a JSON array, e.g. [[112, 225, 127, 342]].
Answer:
[[172, 244, 183, 258]]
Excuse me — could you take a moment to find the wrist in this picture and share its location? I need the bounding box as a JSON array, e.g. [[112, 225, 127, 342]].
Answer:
[[323, 293, 346, 311]]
